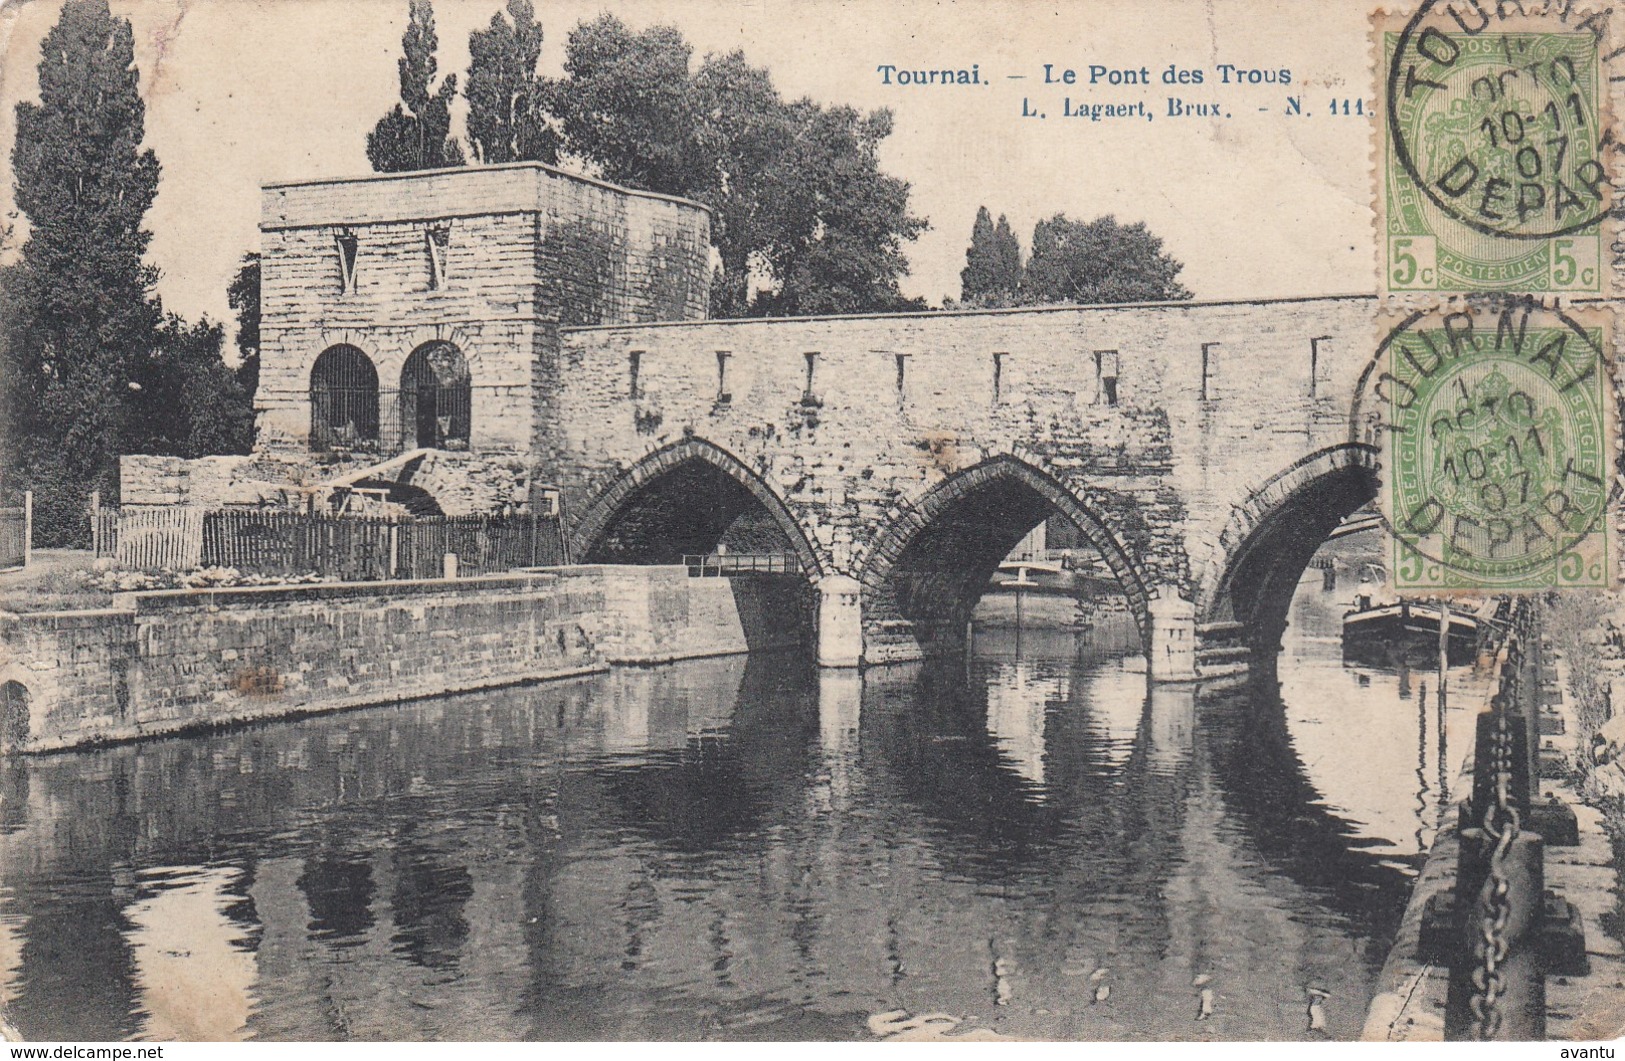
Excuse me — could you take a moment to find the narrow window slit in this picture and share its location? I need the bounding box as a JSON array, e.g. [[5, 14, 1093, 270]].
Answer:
[[336, 228, 359, 293]]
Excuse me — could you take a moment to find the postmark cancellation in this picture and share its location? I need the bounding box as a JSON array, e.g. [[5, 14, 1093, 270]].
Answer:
[[1377, 1, 1625, 295], [1359, 297, 1618, 591]]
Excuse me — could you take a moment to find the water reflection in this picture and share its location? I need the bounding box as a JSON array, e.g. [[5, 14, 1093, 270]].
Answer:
[[0, 580, 1484, 1042], [126, 866, 256, 1041]]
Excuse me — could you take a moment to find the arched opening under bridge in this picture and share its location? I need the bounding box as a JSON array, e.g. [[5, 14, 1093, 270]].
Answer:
[[1197, 444, 1380, 664], [858, 457, 1152, 666], [573, 439, 822, 648]]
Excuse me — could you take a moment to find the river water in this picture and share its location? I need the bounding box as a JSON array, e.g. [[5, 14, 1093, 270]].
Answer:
[[0, 575, 1490, 1041]]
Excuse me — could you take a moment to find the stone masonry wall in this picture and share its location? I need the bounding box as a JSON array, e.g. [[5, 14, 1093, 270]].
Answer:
[[119, 451, 539, 516], [554, 295, 1376, 604], [0, 566, 805, 752], [256, 163, 711, 455]]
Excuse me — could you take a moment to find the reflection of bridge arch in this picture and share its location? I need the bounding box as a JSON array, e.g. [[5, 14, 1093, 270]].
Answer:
[[1196, 443, 1379, 654], [857, 456, 1154, 661], [571, 438, 824, 579], [1199, 674, 1416, 938]]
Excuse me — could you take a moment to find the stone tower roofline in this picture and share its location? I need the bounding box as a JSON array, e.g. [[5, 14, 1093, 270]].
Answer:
[[558, 291, 1378, 332], [261, 160, 712, 232]]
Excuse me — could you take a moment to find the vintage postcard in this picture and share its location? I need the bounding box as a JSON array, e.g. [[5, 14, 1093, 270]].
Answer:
[[1, 0, 1624, 1048]]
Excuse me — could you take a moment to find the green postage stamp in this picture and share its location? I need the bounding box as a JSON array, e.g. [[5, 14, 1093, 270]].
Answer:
[[1370, 299, 1616, 591], [1379, 2, 1621, 293]]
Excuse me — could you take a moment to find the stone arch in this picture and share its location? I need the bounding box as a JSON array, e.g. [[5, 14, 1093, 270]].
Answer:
[[858, 455, 1155, 661], [399, 341, 472, 451], [309, 344, 380, 452], [572, 438, 825, 579], [2, 679, 30, 751], [1195, 442, 1379, 652]]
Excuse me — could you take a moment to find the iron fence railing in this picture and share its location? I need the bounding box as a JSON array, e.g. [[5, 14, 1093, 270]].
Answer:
[[310, 386, 474, 457], [90, 507, 567, 579], [682, 553, 798, 577]]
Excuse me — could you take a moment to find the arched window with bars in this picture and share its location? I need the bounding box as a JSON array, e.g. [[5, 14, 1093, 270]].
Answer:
[[400, 341, 471, 451], [309, 345, 380, 452]]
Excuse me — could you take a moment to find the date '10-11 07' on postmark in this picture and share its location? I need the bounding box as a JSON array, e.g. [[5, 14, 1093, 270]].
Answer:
[[1360, 299, 1616, 592], [1379, 1, 1624, 294]]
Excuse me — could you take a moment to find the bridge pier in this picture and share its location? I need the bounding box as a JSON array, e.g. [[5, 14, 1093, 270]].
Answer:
[[816, 575, 864, 667], [1148, 593, 1198, 683]]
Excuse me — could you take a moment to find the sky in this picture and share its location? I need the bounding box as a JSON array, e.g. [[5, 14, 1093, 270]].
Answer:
[[0, 0, 1378, 347]]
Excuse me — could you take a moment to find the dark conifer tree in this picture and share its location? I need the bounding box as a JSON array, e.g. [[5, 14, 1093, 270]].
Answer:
[[960, 206, 1000, 303], [367, 0, 466, 172], [6, 0, 163, 542], [465, 0, 557, 164]]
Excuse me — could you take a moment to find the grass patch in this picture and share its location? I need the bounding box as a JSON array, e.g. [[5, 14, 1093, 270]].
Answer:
[[0, 563, 115, 613]]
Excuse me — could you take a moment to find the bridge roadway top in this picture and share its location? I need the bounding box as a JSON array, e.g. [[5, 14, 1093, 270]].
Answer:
[[559, 292, 1377, 331]]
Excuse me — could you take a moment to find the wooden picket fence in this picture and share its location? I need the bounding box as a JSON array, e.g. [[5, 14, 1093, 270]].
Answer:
[[92, 508, 119, 558], [117, 506, 205, 570], [0, 493, 30, 572], [203, 511, 397, 580]]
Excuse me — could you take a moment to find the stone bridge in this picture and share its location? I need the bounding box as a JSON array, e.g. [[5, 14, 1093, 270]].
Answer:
[[548, 295, 1380, 678], [144, 165, 1384, 682]]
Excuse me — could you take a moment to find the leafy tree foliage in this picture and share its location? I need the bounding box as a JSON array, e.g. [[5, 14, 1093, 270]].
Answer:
[[465, 0, 557, 164], [367, 0, 466, 172], [131, 316, 255, 458], [1020, 214, 1191, 305], [227, 253, 261, 400], [960, 207, 1023, 306], [551, 15, 927, 317], [747, 102, 927, 316], [684, 50, 797, 317], [555, 15, 700, 194], [5, 0, 162, 541], [3, 0, 252, 544]]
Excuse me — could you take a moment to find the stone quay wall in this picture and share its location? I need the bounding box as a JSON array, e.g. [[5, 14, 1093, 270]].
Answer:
[[0, 567, 806, 753]]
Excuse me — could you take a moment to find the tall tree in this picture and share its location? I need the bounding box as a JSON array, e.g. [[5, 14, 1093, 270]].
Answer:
[[227, 252, 261, 400], [992, 214, 1021, 295], [960, 206, 998, 302], [7, 0, 162, 543], [1020, 214, 1191, 305], [465, 0, 557, 165], [686, 49, 797, 317], [367, 0, 466, 172], [749, 102, 927, 316], [553, 18, 928, 317], [958, 209, 1026, 306], [554, 16, 702, 195]]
